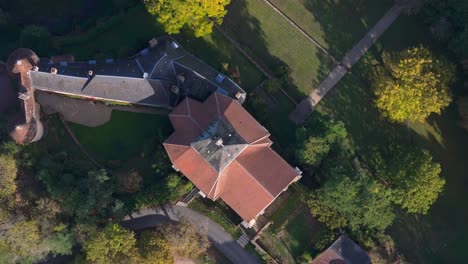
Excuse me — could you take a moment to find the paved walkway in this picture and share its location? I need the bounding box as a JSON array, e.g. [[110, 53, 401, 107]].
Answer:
[[122, 205, 259, 264], [289, 4, 404, 125]]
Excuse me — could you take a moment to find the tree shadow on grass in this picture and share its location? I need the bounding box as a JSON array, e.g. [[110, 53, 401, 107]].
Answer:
[[303, 0, 394, 58], [221, 0, 334, 101]]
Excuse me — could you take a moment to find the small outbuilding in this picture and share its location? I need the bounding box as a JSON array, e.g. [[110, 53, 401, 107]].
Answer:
[[312, 235, 371, 264]]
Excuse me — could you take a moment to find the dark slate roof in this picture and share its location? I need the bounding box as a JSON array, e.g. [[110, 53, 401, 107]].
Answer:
[[313, 235, 371, 264], [29, 71, 171, 107], [30, 37, 246, 108], [191, 118, 248, 172]]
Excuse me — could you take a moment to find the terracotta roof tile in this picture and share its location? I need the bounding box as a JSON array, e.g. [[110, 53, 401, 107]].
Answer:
[[163, 144, 191, 163], [236, 146, 298, 196], [174, 148, 219, 195], [167, 115, 201, 145], [188, 97, 218, 129], [217, 161, 274, 221], [222, 100, 269, 143], [164, 92, 300, 222], [169, 98, 189, 116]]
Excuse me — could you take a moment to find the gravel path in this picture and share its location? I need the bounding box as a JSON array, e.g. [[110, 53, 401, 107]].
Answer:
[[122, 205, 259, 264], [289, 4, 404, 125]]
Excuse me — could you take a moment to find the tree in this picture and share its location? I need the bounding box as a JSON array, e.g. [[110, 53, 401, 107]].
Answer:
[[308, 169, 394, 232], [19, 25, 52, 55], [144, 0, 231, 37], [298, 137, 331, 167], [374, 46, 455, 123], [423, 0, 468, 59], [0, 154, 17, 202], [296, 120, 351, 168], [137, 230, 173, 264], [82, 224, 139, 264], [384, 147, 445, 214], [158, 222, 209, 259]]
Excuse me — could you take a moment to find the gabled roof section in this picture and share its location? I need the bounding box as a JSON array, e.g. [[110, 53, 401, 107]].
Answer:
[[313, 235, 371, 264], [222, 98, 269, 143], [163, 144, 191, 164], [217, 160, 274, 221], [166, 115, 201, 145], [236, 146, 299, 196], [173, 148, 219, 195]]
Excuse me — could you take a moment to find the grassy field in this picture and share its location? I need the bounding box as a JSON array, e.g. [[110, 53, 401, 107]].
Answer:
[[268, 191, 300, 229], [68, 110, 171, 161], [222, 0, 334, 99], [315, 13, 468, 264], [268, 0, 392, 58]]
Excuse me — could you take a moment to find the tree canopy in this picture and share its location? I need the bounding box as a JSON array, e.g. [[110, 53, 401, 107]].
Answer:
[[0, 154, 17, 202], [158, 222, 209, 259], [423, 0, 468, 59], [307, 168, 395, 232], [382, 147, 445, 214], [137, 230, 173, 264], [144, 0, 231, 37], [82, 224, 139, 264], [19, 25, 52, 55], [374, 46, 455, 123], [296, 120, 351, 168]]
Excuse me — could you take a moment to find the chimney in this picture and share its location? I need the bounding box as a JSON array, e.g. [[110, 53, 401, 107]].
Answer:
[[215, 138, 224, 147]]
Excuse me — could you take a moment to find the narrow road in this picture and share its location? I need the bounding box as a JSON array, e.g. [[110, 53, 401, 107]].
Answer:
[[122, 205, 259, 264], [289, 4, 404, 125]]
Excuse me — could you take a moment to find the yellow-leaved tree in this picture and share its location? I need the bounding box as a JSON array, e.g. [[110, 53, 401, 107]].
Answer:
[[0, 154, 17, 202], [144, 0, 231, 37], [375, 46, 455, 123]]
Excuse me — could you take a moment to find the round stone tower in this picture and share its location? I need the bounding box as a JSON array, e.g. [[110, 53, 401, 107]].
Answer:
[[6, 48, 44, 144]]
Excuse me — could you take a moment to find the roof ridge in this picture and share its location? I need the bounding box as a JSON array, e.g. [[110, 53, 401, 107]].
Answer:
[[250, 134, 271, 145], [185, 98, 205, 131], [233, 158, 274, 198], [214, 93, 221, 118]]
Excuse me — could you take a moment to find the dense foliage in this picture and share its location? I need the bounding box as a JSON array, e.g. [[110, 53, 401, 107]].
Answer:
[[82, 224, 139, 264], [158, 222, 210, 259], [144, 0, 231, 37], [137, 230, 173, 264], [379, 146, 445, 214], [374, 46, 455, 123], [298, 116, 445, 245], [422, 0, 468, 59], [0, 154, 17, 203]]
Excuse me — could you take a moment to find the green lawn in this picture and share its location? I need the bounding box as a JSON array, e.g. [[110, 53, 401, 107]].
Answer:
[[268, 0, 393, 58], [222, 0, 335, 99], [315, 13, 468, 264], [285, 212, 316, 258], [267, 191, 300, 229], [68, 110, 171, 161]]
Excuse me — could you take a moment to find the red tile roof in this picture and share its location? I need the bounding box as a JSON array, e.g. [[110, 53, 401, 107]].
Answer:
[[164, 93, 300, 222]]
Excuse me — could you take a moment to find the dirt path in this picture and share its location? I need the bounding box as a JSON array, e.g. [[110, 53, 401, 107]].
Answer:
[[289, 4, 404, 125]]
